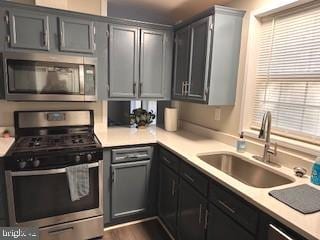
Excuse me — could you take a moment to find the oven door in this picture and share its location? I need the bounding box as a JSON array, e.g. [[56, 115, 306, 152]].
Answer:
[[5, 161, 103, 228], [2, 52, 96, 102]]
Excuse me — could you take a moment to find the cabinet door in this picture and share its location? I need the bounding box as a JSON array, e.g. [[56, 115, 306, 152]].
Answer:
[[7, 9, 49, 50], [207, 204, 254, 240], [109, 24, 139, 98], [187, 16, 212, 102], [178, 179, 207, 240], [111, 160, 150, 219], [173, 26, 191, 99], [139, 29, 166, 98], [59, 17, 95, 53], [158, 164, 179, 237]]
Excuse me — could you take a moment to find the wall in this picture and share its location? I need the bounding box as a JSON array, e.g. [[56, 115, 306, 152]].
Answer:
[[6, 0, 107, 16], [178, 0, 282, 136]]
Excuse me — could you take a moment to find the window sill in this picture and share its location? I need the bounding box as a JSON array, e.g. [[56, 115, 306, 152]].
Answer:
[[243, 129, 320, 156]]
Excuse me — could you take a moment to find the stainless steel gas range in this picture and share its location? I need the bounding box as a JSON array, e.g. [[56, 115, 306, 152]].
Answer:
[[4, 110, 104, 240]]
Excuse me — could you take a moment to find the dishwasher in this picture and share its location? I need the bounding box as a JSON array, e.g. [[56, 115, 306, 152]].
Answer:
[[110, 146, 153, 220]]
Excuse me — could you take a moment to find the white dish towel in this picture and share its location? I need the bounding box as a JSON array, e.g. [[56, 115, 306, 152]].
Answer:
[[66, 164, 90, 201]]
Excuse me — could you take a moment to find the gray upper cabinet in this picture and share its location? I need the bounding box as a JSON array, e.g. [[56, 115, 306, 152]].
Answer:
[[59, 17, 95, 53], [109, 24, 139, 98], [187, 17, 212, 102], [111, 160, 151, 219], [173, 26, 190, 99], [6, 9, 49, 51], [139, 29, 166, 98], [173, 6, 245, 105]]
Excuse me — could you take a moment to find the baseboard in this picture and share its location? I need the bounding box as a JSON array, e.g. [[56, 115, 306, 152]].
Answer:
[[103, 216, 157, 231], [156, 217, 175, 240]]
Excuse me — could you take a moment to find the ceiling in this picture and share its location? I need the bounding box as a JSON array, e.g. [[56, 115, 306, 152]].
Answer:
[[108, 0, 233, 24]]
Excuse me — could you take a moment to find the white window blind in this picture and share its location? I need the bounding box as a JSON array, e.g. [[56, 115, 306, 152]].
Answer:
[[253, 2, 320, 143]]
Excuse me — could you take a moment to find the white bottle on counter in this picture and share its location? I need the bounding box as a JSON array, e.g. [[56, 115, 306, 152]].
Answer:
[[236, 132, 246, 153]]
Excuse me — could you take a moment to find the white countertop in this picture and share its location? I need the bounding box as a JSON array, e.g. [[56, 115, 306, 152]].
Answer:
[[0, 137, 15, 157], [95, 126, 320, 240], [1, 126, 319, 239]]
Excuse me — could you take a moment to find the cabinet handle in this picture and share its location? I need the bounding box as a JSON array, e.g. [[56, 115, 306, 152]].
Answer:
[[183, 173, 195, 183], [162, 156, 171, 165], [269, 224, 294, 240], [198, 204, 202, 224], [181, 82, 185, 96], [111, 169, 115, 184], [185, 82, 189, 95], [204, 209, 209, 229], [43, 29, 48, 47], [60, 30, 65, 48], [218, 200, 235, 214], [171, 180, 176, 197], [133, 82, 137, 95]]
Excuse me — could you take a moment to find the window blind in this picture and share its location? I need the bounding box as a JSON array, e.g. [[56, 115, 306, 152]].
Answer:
[[253, 2, 320, 142]]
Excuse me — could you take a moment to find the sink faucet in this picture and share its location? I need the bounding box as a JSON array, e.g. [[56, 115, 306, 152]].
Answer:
[[257, 111, 277, 163]]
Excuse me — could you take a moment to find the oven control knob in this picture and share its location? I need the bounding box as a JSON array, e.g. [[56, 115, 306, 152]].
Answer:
[[33, 159, 40, 168], [18, 161, 27, 169], [75, 155, 81, 163], [86, 154, 93, 162]]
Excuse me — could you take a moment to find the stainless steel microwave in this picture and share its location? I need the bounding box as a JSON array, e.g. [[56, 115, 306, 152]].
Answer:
[[1, 52, 97, 101]]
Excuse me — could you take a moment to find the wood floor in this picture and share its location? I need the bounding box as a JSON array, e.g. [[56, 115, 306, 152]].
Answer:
[[103, 220, 171, 240]]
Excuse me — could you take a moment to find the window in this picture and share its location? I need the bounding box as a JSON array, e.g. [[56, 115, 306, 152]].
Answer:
[[252, 2, 320, 143]]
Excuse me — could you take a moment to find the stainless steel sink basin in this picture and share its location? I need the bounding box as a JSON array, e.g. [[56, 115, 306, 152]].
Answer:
[[198, 153, 294, 188]]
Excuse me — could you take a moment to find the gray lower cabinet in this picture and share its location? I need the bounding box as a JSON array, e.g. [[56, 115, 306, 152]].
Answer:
[[6, 9, 50, 51], [206, 204, 254, 240], [59, 17, 95, 53], [158, 163, 179, 237], [108, 24, 139, 98], [139, 29, 166, 98], [111, 159, 151, 219], [177, 179, 207, 240], [173, 26, 190, 99]]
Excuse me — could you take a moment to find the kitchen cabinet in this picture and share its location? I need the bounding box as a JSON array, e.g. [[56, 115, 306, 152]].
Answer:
[[139, 29, 167, 98], [172, 6, 245, 105], [158, 163, 179, 237], [108, 25, 173, 100], [111, 160, 151, 219], [206, 204, 254, 240], [173, 26, 190, 99], [108, 24, 139, 98], [258, 213, 307, 240], [177, 179, 207, 240], [59, 17, 96, 54], [110, 147, 153, 220], [6, 9, 50, 51]]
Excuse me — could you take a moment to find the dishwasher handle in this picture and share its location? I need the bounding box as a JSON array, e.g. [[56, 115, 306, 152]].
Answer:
[[268, 224, 295, 240]]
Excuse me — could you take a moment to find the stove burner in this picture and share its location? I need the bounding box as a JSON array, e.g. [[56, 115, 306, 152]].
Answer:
[[14, 134, 97, 152]]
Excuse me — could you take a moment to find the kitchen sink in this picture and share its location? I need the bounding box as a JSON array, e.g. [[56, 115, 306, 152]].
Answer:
[[197, 153, 294, 188]]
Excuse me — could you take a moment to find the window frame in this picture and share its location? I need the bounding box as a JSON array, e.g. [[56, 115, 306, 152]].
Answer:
[[239, 0, 320, 155]]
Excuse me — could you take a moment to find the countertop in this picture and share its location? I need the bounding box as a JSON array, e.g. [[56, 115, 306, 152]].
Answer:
[[0, 137, 15, 157], [1, 126, 319, 239], [95, 126, 320, 240]]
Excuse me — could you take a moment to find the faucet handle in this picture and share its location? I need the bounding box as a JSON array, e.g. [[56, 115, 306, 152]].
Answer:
[[267, 142, 278, 156]]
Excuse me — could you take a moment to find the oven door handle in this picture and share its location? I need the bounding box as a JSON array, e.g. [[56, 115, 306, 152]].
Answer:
[[9, 162, 99, 177]]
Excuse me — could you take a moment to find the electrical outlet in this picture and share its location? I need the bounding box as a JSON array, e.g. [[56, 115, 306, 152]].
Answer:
[[214, 108, 221, 121]]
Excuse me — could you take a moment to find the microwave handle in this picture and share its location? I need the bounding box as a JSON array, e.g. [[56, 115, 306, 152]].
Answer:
[[79, 65, 85, 94], [9, 162, 99, 177]]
